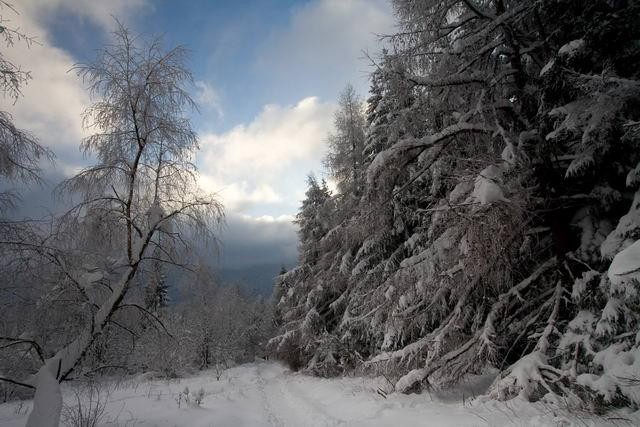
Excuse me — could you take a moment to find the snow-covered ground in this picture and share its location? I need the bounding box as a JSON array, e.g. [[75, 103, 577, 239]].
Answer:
[[1, 361, 638, 426]]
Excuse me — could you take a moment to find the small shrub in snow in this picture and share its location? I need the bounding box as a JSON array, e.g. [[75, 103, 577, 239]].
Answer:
[[193, 387, 205, 406], [175, 386, 205, 408], [61, 382, 108, 427]]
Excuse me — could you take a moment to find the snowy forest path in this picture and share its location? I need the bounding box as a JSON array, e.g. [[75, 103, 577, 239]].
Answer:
[[1, 361, 628, 426], [255, 362, 344, 426]]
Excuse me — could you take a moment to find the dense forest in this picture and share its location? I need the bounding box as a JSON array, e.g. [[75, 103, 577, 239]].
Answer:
[[2, 0, 640, 425], [271, 0, 640, 411]]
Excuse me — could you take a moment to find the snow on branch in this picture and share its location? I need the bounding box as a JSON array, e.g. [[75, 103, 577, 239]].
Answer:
[[460, 0, 496, 20], [367, 123, 492, 185], [479, 257, 558, 356], [406, 72, 490, 88], [487, 282, 569, 402], [607, 240, 640, 291], [457, 3, 529, 50], [394, 334, 479, 393]]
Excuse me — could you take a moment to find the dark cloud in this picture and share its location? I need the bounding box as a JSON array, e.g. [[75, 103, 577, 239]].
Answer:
[[216, 213, 298, 270]]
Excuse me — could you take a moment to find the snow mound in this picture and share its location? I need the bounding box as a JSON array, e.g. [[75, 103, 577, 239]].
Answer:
[[558, 39, 585, 58], [468, 165, 507, 205], [608, 239, 640, 289]]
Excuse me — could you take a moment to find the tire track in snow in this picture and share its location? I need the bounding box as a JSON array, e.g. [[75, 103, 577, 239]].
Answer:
[[256, 363, 344, 426], [254, 364, 284, 427]]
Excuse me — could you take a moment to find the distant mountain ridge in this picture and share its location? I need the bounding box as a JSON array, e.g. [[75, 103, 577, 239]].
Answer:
[[219, 262, 289, 297]]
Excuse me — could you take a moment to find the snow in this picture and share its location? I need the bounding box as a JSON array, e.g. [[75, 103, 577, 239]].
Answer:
[[339, 250, 352, 274], [577, 344, 640, 405], [448, 179, 472, 203], [352, 258, 370, 276], [545, 100, 584, 142], [558, 310, 597, 356], [607, 239, 640, 291], [468, 164, 507, 205], [572, 271, 596, 300], [396, 367, 430, 392], [302, 308, 320, 334], [384, 285, 394, 300], [539, 59, 555, 77], [146, 201, 173, 233], [595, 296, 623, 336], [366, 139, 421, 184], [558, 39, 585, 58], [576, 373, 617, 402], [25, 363, 62, 427], [601, 191, 640, 259], [3, 362, 634, 427], [488, 352, 558, 401], [367, 122, 491, 184], [626, 163, 640, 187], [501, 141, 516, 166]]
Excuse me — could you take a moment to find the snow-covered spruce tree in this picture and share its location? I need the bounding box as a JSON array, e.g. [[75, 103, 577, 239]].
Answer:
[[296, 175, 333, 266], [273, 0, 640, 411], [270, 175, 341, 373], [376, 0, 640, 406], [299, 87, 371, 375], [530, 0, 640, 409], [324, 84, 367, 216], [365, 0, 640, 406], [337, 52, 435, 369], [354, 0, 544, 396], [0, 22, 223, 426]]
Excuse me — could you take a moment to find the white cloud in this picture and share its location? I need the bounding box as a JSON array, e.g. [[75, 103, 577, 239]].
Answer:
[[250, 214, 295, 223], [1, 1, 149, 176], [21, 0, 148, 30], [198, 96, 335, 213], [195, 81, 224, 118], [2, 9, 88, 153], [199, 176, 282, 212], [257, 0, 394, 96]]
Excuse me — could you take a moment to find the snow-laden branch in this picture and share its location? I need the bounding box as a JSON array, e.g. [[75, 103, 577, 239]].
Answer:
[[367, 122, 492, 185], [487, 282, 567, 401], [406, 71, 490, 88], [458, 3, 529, 50], [367, 289, 470, 367], [395, 335, 479, 393], [460, 0, 496, 20], [479, 257, 558, 355]]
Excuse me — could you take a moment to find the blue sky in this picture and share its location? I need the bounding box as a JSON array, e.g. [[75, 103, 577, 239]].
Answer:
[[3, 0, 394, 271], [42, 0, 308, 131]]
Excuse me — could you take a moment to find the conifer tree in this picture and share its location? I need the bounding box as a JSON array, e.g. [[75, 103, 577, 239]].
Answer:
[[273, 0, 640, 411]]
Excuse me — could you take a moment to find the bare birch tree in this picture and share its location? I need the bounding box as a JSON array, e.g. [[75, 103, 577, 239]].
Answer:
[[6, 21, 224, 426]]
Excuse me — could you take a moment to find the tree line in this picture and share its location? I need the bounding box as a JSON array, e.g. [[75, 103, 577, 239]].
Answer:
[[271, 0, 640, 412]]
